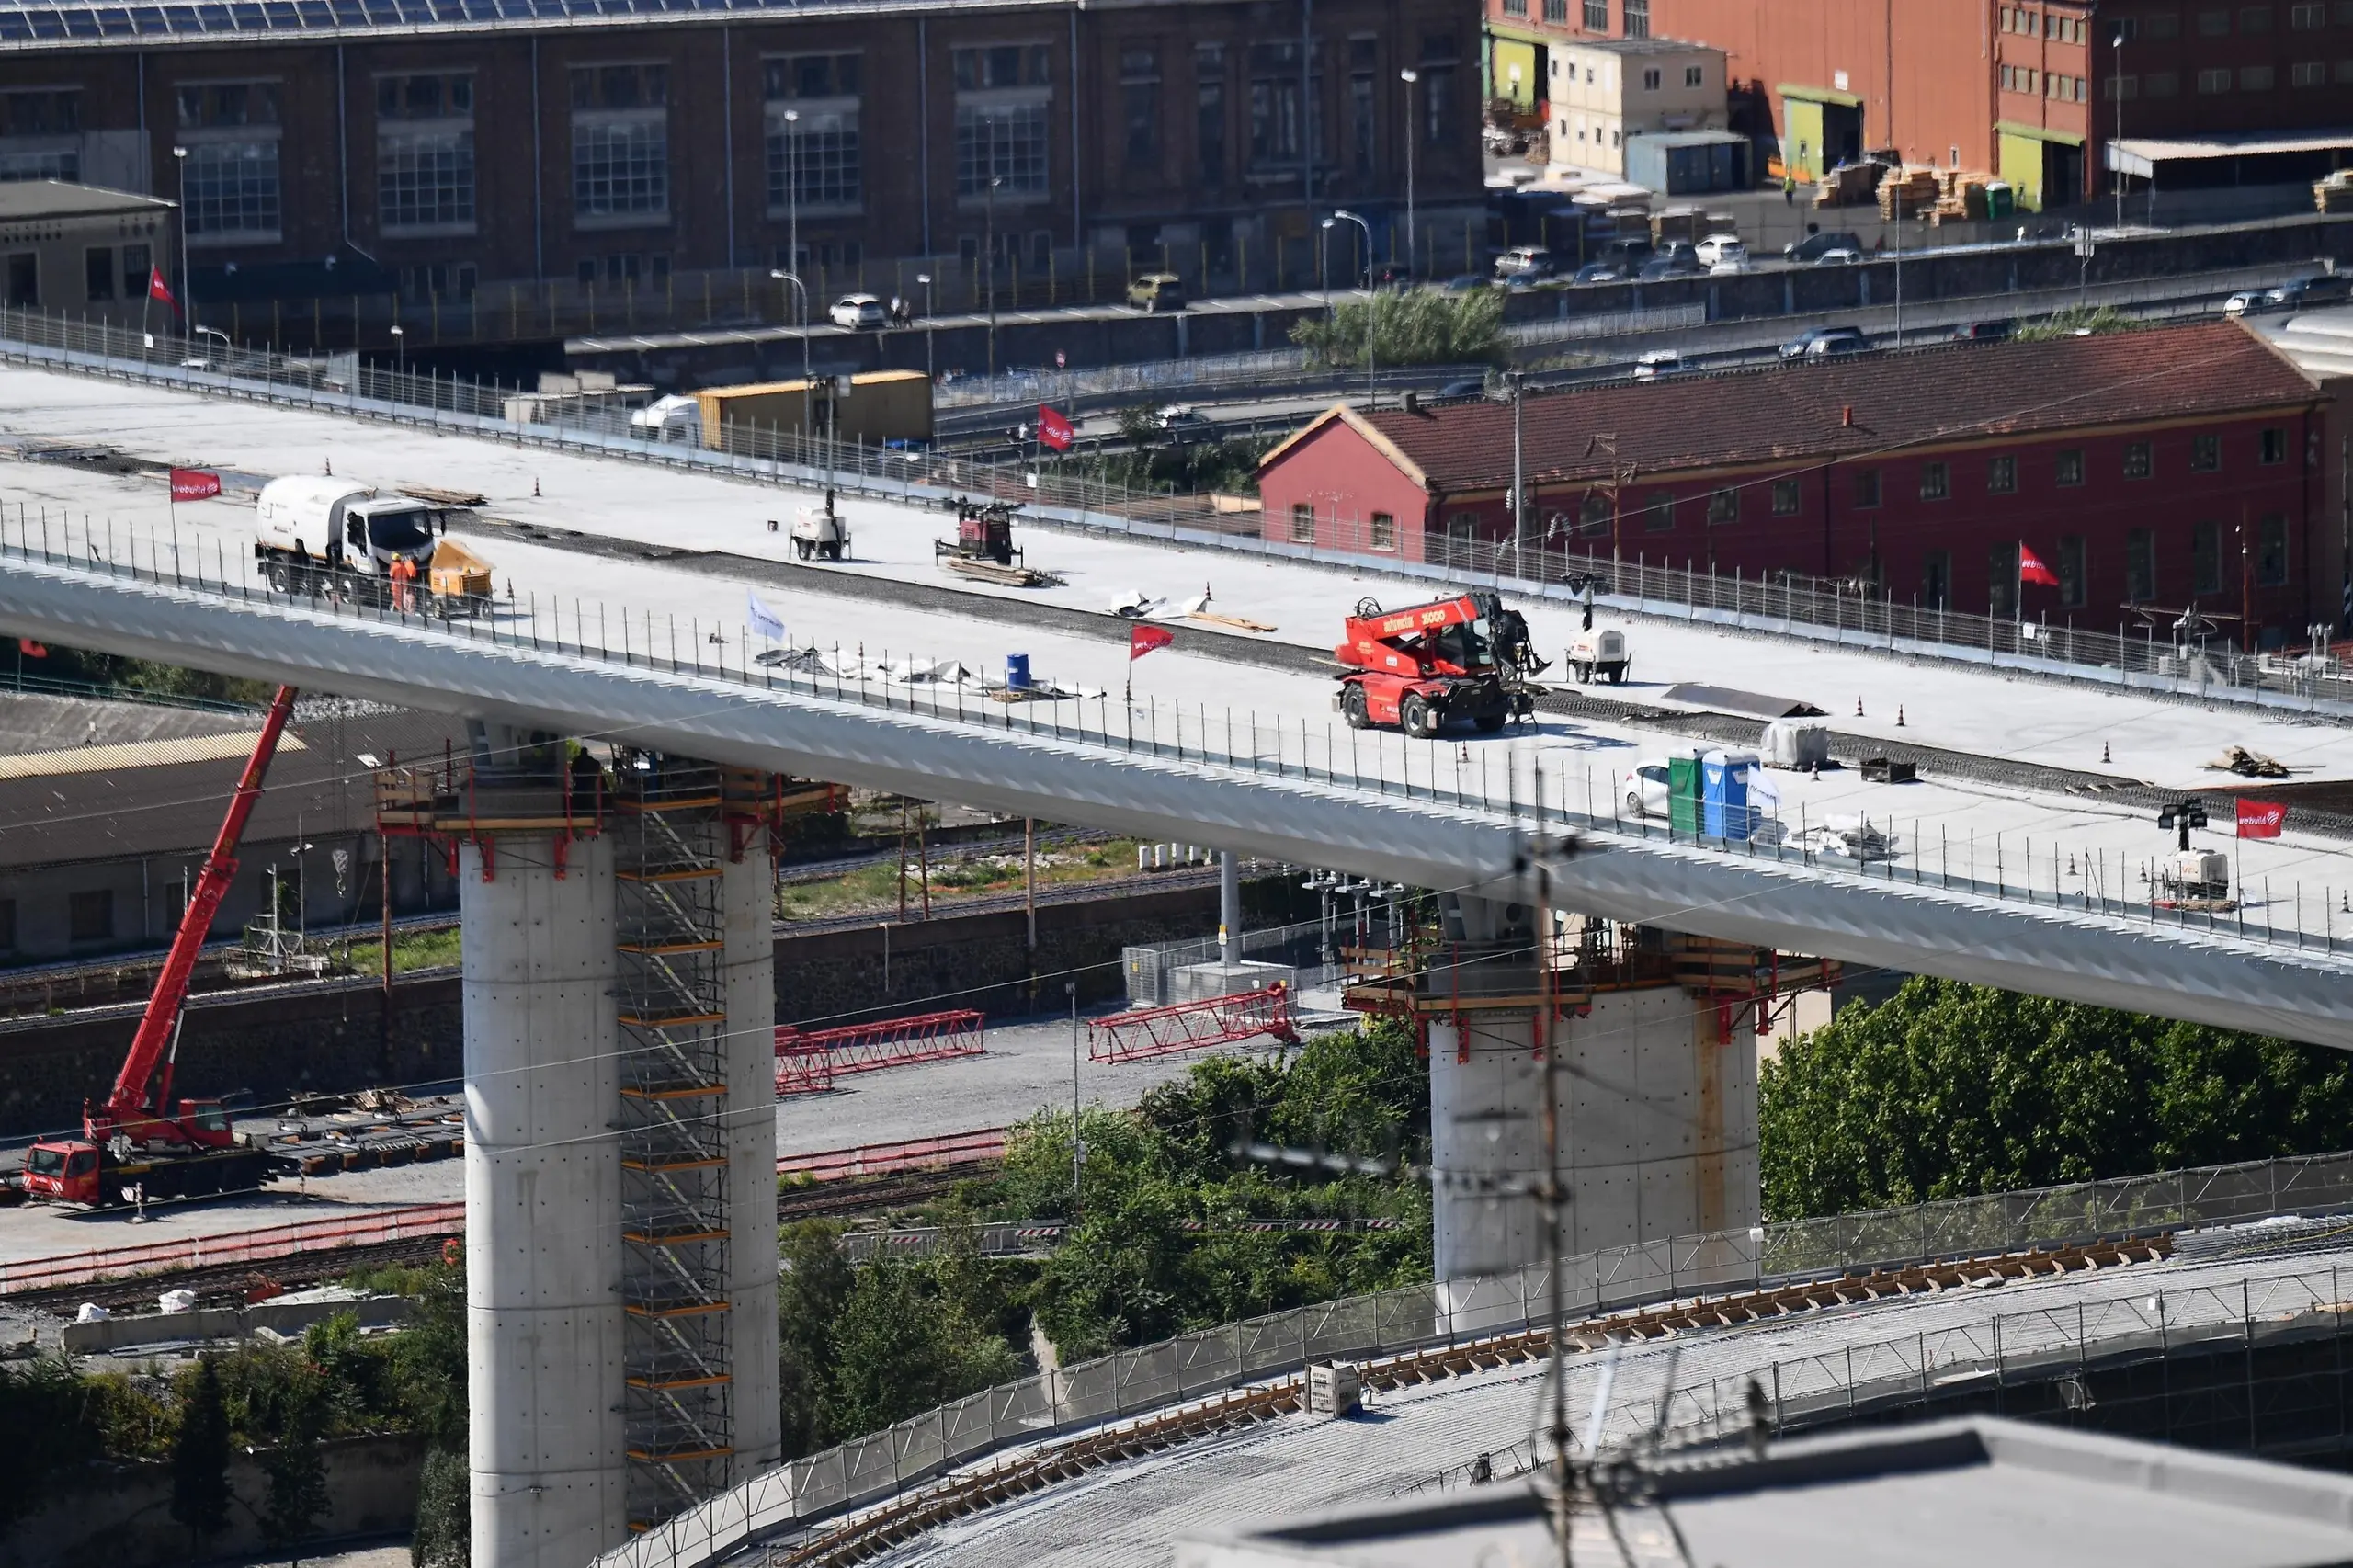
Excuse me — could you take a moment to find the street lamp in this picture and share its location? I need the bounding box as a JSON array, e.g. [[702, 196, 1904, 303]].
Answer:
[[783, 108, 801, 303], [915, 271, 936, 382], [1325, 210, 1375, 410], [171, 144, 192, 342], [984, 174, 1004, 381], [2111, 29, 2127, 231], [389, 323, 404, 378], [1398, 69, 1419, 281], [767, 267, 813, 443]]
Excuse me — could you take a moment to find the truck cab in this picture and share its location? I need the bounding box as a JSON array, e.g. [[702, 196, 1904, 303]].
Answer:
[[21, 1140, 102, 1206], [255, 476, 442, 577]]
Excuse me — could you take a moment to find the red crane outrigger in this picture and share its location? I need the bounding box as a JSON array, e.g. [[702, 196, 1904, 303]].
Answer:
[[17, 686, 301, 1208]]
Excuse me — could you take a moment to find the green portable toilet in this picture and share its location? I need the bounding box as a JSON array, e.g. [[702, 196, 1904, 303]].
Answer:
[[1667, 745, 1705, 836], [1984, 181, 2016, 221]]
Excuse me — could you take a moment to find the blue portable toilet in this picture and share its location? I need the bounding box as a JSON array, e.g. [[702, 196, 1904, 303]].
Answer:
[[1005, 653, 1032, 690], [1702, 750, 1759, 840]]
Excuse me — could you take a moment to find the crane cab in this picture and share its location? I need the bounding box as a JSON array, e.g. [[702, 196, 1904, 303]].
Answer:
[[21, 1140, 102, 1206]]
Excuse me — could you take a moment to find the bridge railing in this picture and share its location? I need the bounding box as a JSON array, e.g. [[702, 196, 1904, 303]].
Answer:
[[602, 1145, 2353, 1568], [5, 506, 2347, 960]]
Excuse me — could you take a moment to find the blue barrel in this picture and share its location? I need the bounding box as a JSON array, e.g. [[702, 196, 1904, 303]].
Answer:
[[1006, 653, 1032, 689]]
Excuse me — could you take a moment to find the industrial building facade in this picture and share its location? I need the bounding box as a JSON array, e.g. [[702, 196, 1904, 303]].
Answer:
[[1256, 321, 2336, 642], [1485, 0, 2353, 210], [0, 0, 1486, 317]]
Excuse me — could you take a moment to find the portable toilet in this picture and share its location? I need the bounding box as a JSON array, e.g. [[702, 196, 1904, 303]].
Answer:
[[1703, 749, 1759, 840], [1005, 653, 1032, 690], [1666, 744, 1706, 835]]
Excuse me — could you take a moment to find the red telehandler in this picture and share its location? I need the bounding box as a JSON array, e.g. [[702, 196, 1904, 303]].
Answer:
[[1333, 591, 1549, 738], [13, 687, 301, 1209]]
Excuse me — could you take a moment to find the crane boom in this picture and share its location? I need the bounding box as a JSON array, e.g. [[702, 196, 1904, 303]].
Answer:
[[94, 684, 299, 1144]]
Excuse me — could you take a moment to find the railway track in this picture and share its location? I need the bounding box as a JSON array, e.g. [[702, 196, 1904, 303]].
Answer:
[[761, 1234, 2172, 1567]]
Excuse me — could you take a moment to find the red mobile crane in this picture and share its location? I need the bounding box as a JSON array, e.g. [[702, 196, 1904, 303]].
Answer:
[[1333, 591, 1548, 738], [16, 687, 301, 1209]]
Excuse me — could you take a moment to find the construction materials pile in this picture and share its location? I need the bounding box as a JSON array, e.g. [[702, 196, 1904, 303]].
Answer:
[[2317, 171, 2353, 214], [1877, 165, 1943, 220], [1925, 167, 2000, 224], [1813, 160, 1888, 208]]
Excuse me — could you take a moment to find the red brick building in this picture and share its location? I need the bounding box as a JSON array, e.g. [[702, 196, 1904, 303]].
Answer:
[[1486, 0, 2353, 211], [1257, 321, 2336, 641]]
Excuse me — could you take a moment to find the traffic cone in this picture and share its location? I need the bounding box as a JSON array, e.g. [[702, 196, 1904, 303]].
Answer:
[[1855, 697, 1864, 717], [2102, 742, 2111, 764], [533, 475, 541, 497], [1895, 705, 1905, 727]]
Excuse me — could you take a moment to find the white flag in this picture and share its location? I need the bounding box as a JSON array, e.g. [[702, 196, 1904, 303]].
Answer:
[[746, 589, 785, 642]]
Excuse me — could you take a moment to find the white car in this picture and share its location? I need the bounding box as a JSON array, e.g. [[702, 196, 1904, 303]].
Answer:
[[1494, 245, 1552, 281], [1709, 256, 1755, 276], [1631, 348, 1684, 381], [1813, 247, 1862, 266], [1692, 234, 1747, 268], [1623, 759, 1671, 817], [2223, 290, 2267, 317], [829, 292, 888, 329]]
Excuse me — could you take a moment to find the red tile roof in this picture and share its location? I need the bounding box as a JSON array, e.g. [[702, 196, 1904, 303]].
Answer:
[[1337, 320, 2318, 495]]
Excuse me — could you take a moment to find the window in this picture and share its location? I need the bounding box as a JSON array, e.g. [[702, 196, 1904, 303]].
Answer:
[[572, 65, 669, 222], [377, 72, 475, 234], [176, 79, 281, 129], [2240, 63, 2276, 87], [1853, 468, 1881, 508], [958, 101, 1051, 197], [1922, 551, 1952, 608], [1505, 0, 1526, 16], [183, 139, 281, 238], [1351, 69, 1375, 174], [1641, 67, 1661, 90], [68, 888, 111, 944], [2146, 70, 2181, 94], [1369, 511, 1396, 551], [2122, 441, 2153, 479], [1770, 478, 1801, 516], [2197, 66, 2233, 90], [1290, 502, 1315, 542], [953, 43, 1053, 90], [2107, 74, 2140, 98], [2056, 449, 2084, 485], [2260, 426, 2289, 464], [1418, 36, 1457, 145], [764, 54, 862, 213], [1707, 487, 1738, 525], [2339, 60, 2353, 81], [1544, 0, 1568, 23], [1684, 63, 1704, 86], [1121, 48, 1161, 170], [2294, 60, 2328, 84], [2145, 9, 2181, 33], [2242, 3, 2273, 28], [2058, 535, 2086, 608], [1246, 42, 1308, 172], [1622, 0, 1650, 37], [4, 251, 32, 306], [2257, 513, 2289, 585], [0, 88, 82, 181], [2126, 528, 2156, 602], [2198, 6, 2231, 29], [1990, 542, 2020, 619], [1584, 0, 1607, 27], [1577, 492, 1611, 534], [1919, 460, 1949, 501], [1642, 490, 1675, 531], [2293, 1, 2326, 24], [2191, 519, 2223, 595], [1986, 454, 2018, 494], [84, 246, 113, 301], [2188, 434, 2220, 472], [121, 243, 149, 299], [1197, 47, 1227, 186]]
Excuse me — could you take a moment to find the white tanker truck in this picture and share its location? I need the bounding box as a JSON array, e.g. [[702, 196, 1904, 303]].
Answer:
[[252, 476, 492, 615]]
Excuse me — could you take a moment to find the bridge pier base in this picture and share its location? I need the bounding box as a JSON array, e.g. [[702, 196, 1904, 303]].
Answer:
[[1426, 896, 1762, 1325]]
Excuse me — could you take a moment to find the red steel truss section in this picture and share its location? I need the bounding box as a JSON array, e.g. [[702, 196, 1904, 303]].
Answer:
[[1088, 983, 1298, 1063], [773, 1009, 986, 1096]]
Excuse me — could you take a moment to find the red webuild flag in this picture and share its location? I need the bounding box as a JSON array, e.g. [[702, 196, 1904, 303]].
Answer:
[[2018, 543, 2060, 586], [1035, 404, 1075, 452], [148, 267, 181, 318], [169, 467, 222, 502], [1129, 622, 1175, 660], [2237, 799, 2286, 838]]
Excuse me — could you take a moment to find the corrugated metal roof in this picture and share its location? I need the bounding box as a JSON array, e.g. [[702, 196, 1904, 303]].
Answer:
[[0, 729, 307, 782]]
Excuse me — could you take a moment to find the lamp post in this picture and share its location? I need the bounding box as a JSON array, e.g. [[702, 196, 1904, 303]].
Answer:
[[783, 108, 801, 298], [171, 144, 192, 340], [389, 322, 404, 378], [984, 174, 1004, 381], [767, 267, 813, 446], [2111, 29, 2126, 231], [1326, 209, 1374, 410], [915, 271, 936, 381], [1398, 68, 1418, 280]]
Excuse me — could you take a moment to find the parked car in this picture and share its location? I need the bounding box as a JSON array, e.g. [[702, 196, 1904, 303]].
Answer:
[[1436, 378, 1489, 399], [1784, 230, 1865, 263], [1637, 252, 1705, 281], [1813, 247, 1863, 266], [1494, 245, 1554, 281], [1571, 261, 1628, 285], [1443, 273, 1489, 292], [1779, 324, 1865, 360], [1154, 404, 1215, 440], [1127, 272, 1188, 312], [828, 292, 888, 330], [1805, 333, 1873, 360], [1623, 758, 1671, 817], [1693, 234, 1748, 268], [1631, 349, 1685, 381], [1597, 239, 1655, 270], [1949, 319, 2015, 342], [2267, 273, 2353, 310], [1710, 256, 1756, 276], [2224, 289, 2269, 317]]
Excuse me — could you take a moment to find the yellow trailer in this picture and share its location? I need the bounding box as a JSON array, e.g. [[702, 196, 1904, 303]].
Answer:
[[695, 369, 934, 451]]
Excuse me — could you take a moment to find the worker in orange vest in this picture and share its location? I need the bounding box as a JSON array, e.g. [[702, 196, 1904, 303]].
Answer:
[[389, 551, 417, 612]]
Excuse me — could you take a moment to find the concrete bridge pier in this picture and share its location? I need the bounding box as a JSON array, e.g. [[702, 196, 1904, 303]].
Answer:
[[1426, 895, 1773, 1324]]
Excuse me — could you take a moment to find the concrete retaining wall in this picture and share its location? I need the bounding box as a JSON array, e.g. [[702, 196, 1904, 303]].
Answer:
[[61, 1292, 412, 1354], [0, 1432, 426, 1568], [0, 877, 1305, 1136]]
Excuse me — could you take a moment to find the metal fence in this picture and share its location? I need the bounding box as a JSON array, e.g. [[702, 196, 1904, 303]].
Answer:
[[597, 1147, 2353, 1568], [10, 511, 2351, 959]]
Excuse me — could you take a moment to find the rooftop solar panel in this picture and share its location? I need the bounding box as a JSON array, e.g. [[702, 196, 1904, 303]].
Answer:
[[228, 2, 268, 26], [96, 6, 136, 29], [131, 6, 169, 30], [63, 7, 100, 30]]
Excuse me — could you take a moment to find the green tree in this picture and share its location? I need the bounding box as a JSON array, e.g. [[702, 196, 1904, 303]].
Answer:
[[2014, 304, 2140, 341], [409, 1447, 471, 1568], [1290, 288, 1505, 369], [779, 1221, 855, 1456], [170, 1357, 234, 1547], [1759, 978, 2353, 1219], [261, 1396, 332, 1552], [817, 1255, 1019, 1440]]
